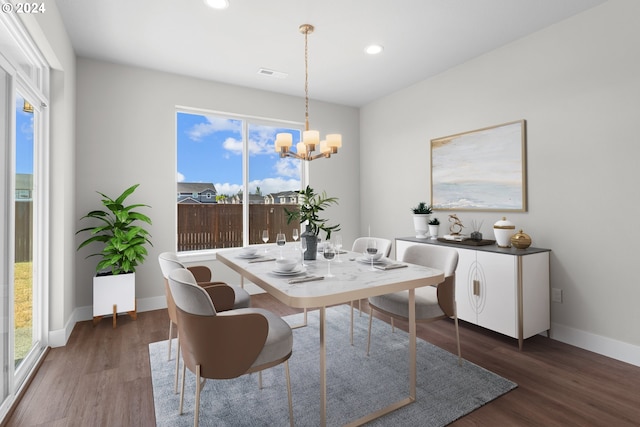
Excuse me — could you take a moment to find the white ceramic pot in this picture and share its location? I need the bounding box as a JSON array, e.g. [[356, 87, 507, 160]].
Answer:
[[428, 224, 439, 239], [412, 214, 430, 238], [93, 272, 136, 316], [493, 217, 516, 248]]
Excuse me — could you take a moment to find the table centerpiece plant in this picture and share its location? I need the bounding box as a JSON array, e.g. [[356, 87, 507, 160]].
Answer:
[[285, 185, 340, 260]]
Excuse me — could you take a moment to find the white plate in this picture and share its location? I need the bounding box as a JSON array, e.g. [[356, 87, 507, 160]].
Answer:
[[272, 265, 306, 276], [356, 257, 386, 265], [237, 253, 261, 259]]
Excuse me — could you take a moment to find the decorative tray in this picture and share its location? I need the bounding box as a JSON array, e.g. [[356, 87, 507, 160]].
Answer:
[[437, 238, 496, 246]]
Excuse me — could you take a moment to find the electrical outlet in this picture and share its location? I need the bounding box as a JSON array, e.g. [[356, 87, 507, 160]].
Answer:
[[551, 288, 563, 303]]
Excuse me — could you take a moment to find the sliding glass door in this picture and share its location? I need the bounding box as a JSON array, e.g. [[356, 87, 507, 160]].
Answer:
[[0, 12, 49, 418]]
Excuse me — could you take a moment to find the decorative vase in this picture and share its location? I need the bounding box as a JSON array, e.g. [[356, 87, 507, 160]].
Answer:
[[428, 224, 439, 239], [493, 217, 516, 248], [301, 225, 318, 260], [511, 229, 532, 249], [412, 214, 430, 238]]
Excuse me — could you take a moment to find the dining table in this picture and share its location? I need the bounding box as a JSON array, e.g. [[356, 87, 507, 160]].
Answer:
[[216, 244, 445, 426]]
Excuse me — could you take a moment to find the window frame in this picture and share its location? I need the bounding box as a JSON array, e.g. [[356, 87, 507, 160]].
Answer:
[[175, 106, 307, 256]]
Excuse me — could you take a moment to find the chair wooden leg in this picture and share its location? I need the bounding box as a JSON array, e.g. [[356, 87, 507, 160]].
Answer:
[[391, 317, 395, 332], [167, 321, 173, 361], [194, 365, 201, 427], [179, 362, 186, 414], [174, 333, 181, 394], [358, 299, 362, 316], [258, 371, 263, 389], [285, 360, 294, 427], [366, 306, 374, 356]]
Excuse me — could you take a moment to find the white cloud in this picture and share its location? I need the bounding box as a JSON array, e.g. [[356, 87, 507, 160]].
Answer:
[[215, 182, 244, 196], [248, 177, 301, 195], [176, 171, 185, 182], [222, 137, 243, 155], [186, 116, 241, 142], [274, 158, 300, 178]]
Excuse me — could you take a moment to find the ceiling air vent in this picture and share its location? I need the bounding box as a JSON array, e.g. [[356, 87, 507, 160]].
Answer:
[[258, 68, 288, 79]]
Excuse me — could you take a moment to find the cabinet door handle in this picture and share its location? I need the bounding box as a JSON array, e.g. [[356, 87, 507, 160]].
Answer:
[[473, 279, 481, 296]]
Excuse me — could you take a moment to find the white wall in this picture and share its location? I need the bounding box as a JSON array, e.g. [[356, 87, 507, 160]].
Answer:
[[74, 59, 360, 316], [360, 0, 640, 365]]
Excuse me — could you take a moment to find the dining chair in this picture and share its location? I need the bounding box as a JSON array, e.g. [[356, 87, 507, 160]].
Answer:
[[366, 244, 462, 365], [157, 252, 251, 393], [349, 237, 392, 344], [168, 268, 294, 427]]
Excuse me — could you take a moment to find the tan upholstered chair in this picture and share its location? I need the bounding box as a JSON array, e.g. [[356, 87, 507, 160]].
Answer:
[[349, 237, 393, 344], [367, 244, 462, 364], [168, 268, 294, 427], [158, 252, 251, 392]]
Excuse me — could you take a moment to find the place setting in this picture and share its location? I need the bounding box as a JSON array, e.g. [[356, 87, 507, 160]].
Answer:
[[235, 246, 276, 262]]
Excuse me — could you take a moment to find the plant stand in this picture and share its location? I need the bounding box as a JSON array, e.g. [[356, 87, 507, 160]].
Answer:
[[93, 301, 137, 328], [93, 272, 137, 328]]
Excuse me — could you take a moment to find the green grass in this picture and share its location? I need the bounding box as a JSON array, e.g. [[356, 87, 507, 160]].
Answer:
[[14, 262, 33, 364]]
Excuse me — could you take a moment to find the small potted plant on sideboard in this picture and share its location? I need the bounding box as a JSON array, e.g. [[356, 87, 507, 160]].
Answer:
[[411, 202, 432, 238], [428, 217, 440, 239]]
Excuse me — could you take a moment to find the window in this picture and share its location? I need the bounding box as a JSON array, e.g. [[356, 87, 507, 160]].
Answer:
[[176, 110, 304, 251]]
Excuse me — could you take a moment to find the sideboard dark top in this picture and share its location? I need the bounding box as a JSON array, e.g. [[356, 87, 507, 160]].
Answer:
[[396, 236, 551, 256]]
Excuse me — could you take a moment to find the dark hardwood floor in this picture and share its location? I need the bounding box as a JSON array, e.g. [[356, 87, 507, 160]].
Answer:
[[4, 294, 640, 426]]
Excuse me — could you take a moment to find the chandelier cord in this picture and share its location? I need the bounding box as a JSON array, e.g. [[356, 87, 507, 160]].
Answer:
[[304, 27, 310, 131]]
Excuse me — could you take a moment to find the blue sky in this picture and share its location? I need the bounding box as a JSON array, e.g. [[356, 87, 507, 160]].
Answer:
[[16, 96, 34, 174], [177, 112, 302, 196]]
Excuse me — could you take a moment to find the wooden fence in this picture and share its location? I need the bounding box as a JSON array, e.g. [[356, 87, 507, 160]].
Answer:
[[15, 201, 33, 263], [177, 203, 299, 252]]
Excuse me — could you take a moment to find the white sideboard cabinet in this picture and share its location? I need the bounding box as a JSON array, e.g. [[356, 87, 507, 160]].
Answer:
[[396, 237, 551, 349]]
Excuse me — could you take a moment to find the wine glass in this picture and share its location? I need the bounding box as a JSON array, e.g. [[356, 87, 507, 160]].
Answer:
[[300, 236, 307, 267], [292, 228, 299, 242], [324, 242, 336, 277], [262, 230, 269, 253], [276, 232, 286, 259], [333, 234, 343, 263], [365, 239, 378, 271]]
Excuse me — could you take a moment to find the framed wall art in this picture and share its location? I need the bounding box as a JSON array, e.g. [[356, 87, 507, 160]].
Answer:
[[430, 120, 527, 212]]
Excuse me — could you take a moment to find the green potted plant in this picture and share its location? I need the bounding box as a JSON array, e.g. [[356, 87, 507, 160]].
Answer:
[[428, 217, 440, 239], [76, 184, 152, 325], [411, 202, 432, 239], [285, 185, 340, 260]]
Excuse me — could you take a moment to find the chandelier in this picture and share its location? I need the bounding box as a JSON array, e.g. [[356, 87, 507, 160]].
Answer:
[[274, 24, 342, 161]]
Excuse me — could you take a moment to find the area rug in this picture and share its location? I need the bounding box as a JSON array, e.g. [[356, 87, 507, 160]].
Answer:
[[150, 305, 516, 426]]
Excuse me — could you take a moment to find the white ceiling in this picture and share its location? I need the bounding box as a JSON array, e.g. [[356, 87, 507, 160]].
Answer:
[[55, 0, 605, 107]]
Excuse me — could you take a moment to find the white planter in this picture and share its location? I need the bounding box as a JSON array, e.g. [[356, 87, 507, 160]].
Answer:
[[428, 224, 439, 239], [412, 214, 430, 238], [93, 272, 136, 317]]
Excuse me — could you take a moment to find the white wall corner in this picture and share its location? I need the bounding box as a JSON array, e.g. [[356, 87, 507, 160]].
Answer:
[[550, 322, 640, 368]]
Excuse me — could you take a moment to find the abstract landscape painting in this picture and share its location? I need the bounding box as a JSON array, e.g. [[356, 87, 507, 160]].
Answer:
[[431, 120, 527, 211]]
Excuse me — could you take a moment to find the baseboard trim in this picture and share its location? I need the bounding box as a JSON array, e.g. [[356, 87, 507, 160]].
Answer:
[[550, 322, 640, 367], [48, 295, 168, 348]]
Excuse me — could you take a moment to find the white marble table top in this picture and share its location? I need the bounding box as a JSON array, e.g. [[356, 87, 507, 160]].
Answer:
[[217, 246, 445, 309]]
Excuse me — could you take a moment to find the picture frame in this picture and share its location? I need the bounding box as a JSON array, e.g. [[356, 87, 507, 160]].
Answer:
[[430, 120, 527, 212]]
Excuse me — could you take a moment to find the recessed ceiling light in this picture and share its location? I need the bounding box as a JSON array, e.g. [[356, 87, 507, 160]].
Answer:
[[204, 0, 229, 10], [364, 44, 384, 55]]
